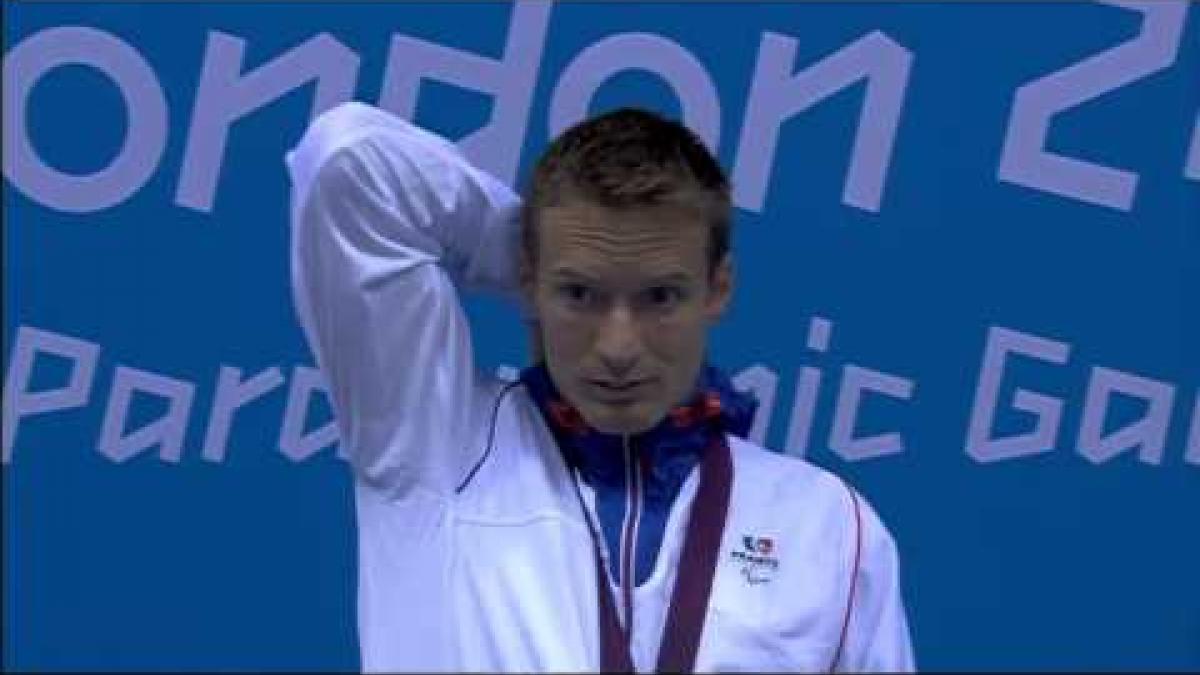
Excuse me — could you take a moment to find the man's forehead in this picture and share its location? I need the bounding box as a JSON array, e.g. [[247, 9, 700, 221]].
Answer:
[[543, 226, 706, 282], [540, 198, 706, 232], [540, 199, 706, 250]]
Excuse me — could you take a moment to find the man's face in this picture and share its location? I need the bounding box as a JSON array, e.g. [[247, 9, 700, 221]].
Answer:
[[522, 199, 733, 435]]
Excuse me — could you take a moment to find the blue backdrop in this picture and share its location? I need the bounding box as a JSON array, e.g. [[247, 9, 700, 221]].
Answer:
[[4, 1, 1198, 670]]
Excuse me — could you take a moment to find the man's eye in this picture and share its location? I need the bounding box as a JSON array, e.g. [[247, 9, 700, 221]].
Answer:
[[558, 283, 594, 305], [644, 286, 683, 307]]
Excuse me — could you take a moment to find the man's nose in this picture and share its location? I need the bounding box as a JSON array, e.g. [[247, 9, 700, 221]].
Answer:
[[595, 304, 641, 377]]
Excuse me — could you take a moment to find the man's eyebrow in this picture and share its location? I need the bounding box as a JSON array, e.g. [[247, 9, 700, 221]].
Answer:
[[645, 273, 692, 285], [549, 268, 694, 285], [549, 267, 600, 282]]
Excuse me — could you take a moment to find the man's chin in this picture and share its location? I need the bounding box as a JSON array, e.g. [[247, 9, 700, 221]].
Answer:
[[580, 405, 660, 436]]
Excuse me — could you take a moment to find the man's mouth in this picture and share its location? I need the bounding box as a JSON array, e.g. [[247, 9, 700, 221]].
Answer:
[[592, 380, 642, 390], [587, 378, 651, 400]]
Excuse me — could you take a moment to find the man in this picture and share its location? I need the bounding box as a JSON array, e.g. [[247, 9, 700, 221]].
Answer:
[[286, 101, 914, 672]]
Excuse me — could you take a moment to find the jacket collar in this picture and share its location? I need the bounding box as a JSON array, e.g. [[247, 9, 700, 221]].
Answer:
[[518, 362, 757, 492]]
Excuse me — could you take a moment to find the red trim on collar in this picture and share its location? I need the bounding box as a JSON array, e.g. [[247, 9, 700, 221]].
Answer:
[[668, 391, 723, 428], [549, 400, 589, 435]]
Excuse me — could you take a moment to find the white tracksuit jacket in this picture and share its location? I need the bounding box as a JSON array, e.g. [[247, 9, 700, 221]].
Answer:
[[286, 102, 915, 673]]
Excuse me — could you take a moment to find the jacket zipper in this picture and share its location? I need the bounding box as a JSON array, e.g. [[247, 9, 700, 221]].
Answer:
[[619, 433, 642, 641]]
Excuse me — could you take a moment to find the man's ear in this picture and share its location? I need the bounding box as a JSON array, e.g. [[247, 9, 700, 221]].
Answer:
[[518, 244, 537, 315], [517, 245, 546, 363], [705, 253, 734, 324]]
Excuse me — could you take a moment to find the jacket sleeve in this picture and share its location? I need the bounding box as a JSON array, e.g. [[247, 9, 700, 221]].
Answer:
[[285, 102, 523, 500], [835, 489, 917, 672]]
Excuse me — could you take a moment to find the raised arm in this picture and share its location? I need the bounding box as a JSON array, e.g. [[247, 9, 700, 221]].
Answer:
[[286, 102, 523, 499]]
